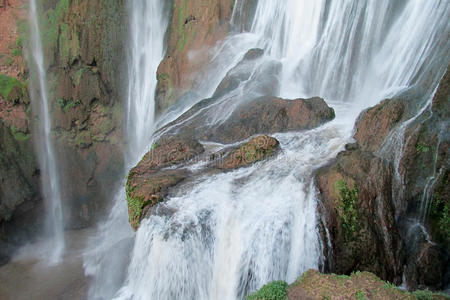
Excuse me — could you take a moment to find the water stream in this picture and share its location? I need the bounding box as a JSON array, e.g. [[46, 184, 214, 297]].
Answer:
[[84, 0, 449, 299], [83, 1, 170, 299], [28, 0, 65, 264]]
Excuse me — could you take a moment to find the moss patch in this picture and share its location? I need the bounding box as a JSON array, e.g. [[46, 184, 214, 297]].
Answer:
[[247, 281, 288, 300], [0, 74, 25, 101], [334, 180, 360, 240]]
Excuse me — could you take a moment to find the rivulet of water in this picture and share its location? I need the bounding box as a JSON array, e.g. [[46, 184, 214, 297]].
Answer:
[[28, 0, 65, 264]]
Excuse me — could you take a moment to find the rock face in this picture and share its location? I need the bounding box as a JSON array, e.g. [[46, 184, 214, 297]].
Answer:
[[316, 66, 450, 289], [126, 93, 335, 230], [0, 1, 42, 264], [38, 0, 128, 228], [0, 0, 128, 263], [155, 0, 236, 113]]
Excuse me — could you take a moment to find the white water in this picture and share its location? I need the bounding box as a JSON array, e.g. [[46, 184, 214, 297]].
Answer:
[[28, 0, 65, 264], [83, 1, 170, 299], [89, 0, 449, 299]]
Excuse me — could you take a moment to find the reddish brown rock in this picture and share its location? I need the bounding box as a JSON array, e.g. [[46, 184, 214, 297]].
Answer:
[[155, 0, 235, 113], [216, 135, 279, 170]]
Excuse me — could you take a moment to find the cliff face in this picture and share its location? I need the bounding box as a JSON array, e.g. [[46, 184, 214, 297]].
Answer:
[[38, 0, 127, 228], [0, 0, 42, 264], [155, 0, 235, 114], [316, 67, 450, 290], [0, 0, 127, 262]]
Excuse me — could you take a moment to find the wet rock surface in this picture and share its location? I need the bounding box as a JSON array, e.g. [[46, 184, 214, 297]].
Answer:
[[155, 0, 236, 113], [127, 92, 335, 230], [316, 66, 450, 290]]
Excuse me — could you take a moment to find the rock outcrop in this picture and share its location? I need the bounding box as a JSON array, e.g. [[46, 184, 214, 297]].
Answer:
[[316, 66, 450, 289], [0, 0, 128, 263], [38, 0, 128, 228], [127, 94, 335, 230], [155, 0, 236, 113], [0, 0, 41, 264]]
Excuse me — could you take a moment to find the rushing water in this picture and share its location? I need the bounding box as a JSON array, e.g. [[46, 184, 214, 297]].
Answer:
[[28, 0, 65, 264], [83, 1, 170, 299], [86, 0, 449, 299]]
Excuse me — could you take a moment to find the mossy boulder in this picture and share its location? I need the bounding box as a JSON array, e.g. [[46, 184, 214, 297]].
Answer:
[[217, 135, 279, 170]]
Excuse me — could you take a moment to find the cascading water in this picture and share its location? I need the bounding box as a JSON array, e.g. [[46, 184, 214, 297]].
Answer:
[[111, 1, 450, 299], [83, 1, 170, 299], [27, 0, 65, 264]]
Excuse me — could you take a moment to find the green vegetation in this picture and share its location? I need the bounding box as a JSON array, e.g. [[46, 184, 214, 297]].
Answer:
[[10, 125, 30, 141], [55, 98, 81, 113], [416, 142, 430, 153], [0, 74, 25, 101], [430, 193, 450, 241], [411, 289, 449, 300], [356, 290, 368, 300], [335, 180, 359, 240], [246, 281, 288, 300], [125, 179, 148, 230]]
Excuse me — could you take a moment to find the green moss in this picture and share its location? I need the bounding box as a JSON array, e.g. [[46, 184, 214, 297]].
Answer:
[[334, 180, 359, 240], [416, 143, 430, 153], [430, 193, 450, 241], [10, 125, 30, 141], [55, 98, 81, 113], [0, 74, 25, 101], [247, 281, 288, 300], [356, 291, 368, 300], [125, 178, 149, 230]]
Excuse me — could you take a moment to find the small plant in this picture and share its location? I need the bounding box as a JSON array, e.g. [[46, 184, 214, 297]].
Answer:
[[430, 194, 450, 240], [382, 281, 398, 290], [411, 289, 434, 300], [356, 290, 368, 300], [246, 281, 289, 300], [335, 180, 359, 240], [416, 143, 430, 153]]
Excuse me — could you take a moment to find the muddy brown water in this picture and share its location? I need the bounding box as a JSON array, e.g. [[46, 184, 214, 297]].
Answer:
[[0, 228, 94, 300]]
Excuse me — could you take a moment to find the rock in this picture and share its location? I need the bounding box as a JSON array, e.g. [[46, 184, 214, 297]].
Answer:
[[125, 138, 205, 230], [216, 135, 279, 170], [155, 0, 236, 113], [354, 98, 406, 152], [127, 94, 335, 229], [212, 48, 265, 99], [36, 0, 128, 228], [316, 66, 450, 290], [316, 148, 404, 284], [126, 170, 188, 231], [159, 95, 335, 144], [212, 96, 335, 143]]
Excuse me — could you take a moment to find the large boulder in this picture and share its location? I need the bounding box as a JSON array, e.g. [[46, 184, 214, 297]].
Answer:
[[158, 95, 335, 144]]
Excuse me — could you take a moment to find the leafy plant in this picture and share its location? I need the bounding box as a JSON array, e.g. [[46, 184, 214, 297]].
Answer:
[[247, 281, 289, 300], [335, 180, 359, 240], [416, 143, 430, 153], [430, 194, 450, 240], [356, 290, 368, 300]]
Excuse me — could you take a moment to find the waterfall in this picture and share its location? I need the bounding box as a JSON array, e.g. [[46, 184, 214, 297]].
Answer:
[[111, 1, 449, 299], [83, 1, 170, 299], [27, 0, 65, 264]]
